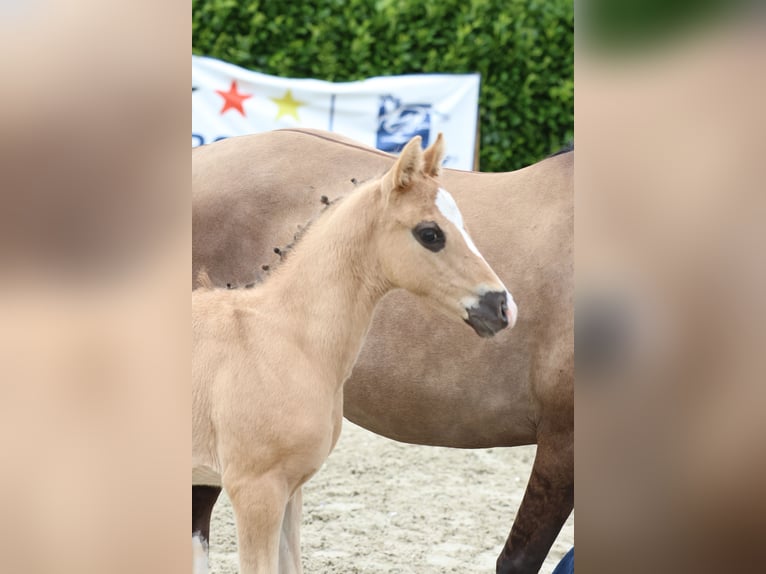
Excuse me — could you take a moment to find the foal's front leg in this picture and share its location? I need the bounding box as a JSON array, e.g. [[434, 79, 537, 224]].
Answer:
[[225, 471, 289, 574], [279, 487, 303, 574]]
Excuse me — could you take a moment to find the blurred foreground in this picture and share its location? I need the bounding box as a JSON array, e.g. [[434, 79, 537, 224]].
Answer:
[[0, 2, 190, 573], [577, 5, 766, 572]]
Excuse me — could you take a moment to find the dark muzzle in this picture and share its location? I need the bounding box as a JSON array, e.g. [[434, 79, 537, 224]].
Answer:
[[464, 291, 510, 338]]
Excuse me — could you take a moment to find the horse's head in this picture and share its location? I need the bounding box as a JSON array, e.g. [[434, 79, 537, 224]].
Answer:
[[375, 134, 517, 337]]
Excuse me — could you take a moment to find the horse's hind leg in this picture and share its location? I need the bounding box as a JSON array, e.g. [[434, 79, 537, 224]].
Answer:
[[192, 485, 221, 574], [496, 428, 574, 574]]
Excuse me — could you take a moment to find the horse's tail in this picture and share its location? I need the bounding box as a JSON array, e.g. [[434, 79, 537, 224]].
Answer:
[[548, 142, 574, 158]]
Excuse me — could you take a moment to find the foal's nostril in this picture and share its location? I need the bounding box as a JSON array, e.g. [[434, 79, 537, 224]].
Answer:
[[483, 291, 509, 326], [499, 298, 508, 321], [465, 290, 512, 336]]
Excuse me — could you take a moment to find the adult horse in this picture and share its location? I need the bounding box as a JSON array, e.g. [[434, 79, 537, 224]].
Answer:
[[192, 129, 573, 574], [194, 135, 514, 573]]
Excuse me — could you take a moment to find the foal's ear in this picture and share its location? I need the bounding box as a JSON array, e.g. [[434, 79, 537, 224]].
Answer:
[[422, 133, 445, 177], [383, 136, 423, 194]]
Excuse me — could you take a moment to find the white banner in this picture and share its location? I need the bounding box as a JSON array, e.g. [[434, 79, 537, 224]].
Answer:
[[192, 55, 480, 170]]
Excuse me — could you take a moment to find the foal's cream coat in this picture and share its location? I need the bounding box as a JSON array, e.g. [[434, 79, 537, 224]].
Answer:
[[192, 136, 510, 574]]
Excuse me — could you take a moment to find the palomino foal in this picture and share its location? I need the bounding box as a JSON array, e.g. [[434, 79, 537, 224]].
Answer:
[[192, 134, 515, 574]]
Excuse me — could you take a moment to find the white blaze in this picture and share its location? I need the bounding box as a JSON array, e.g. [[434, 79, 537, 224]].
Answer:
[[435, 188, 518, 328], [435, 188, 483, 259]]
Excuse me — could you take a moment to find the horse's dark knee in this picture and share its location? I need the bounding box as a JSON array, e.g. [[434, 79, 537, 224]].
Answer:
[[192, 485, 221, 542], [496, 552, 537, 574]]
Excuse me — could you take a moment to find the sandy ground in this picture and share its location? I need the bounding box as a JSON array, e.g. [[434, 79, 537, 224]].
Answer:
[[208, 422, 574, 574]]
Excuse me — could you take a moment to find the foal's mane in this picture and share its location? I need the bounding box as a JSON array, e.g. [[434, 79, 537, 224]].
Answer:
[[271, 193, 344, 264], [217, 191, 348, 291], [195, 268, 215, 290]]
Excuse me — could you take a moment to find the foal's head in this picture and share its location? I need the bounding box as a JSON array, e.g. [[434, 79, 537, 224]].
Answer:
[[374, 135, 516, 337]]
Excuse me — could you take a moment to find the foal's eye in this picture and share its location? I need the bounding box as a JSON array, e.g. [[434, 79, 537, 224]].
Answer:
[[412, 222, 445, 252], [420, 228, 439, 243]]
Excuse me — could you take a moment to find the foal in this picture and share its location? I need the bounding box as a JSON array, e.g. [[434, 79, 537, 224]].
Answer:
[[192, 134, 516, 574]]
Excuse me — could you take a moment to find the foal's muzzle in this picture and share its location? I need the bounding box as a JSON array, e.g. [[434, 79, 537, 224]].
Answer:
[[464, 291, 514, 338]]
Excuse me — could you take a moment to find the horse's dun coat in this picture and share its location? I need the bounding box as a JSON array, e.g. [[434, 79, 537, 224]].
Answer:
[[192, 135, 511, 574]]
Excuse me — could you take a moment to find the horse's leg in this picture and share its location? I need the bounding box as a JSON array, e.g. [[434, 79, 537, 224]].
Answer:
[[278, 487, 303, 574], [192, 485, 221, 574], [225, 471, 289, 574], [496, 428, 574, 574]]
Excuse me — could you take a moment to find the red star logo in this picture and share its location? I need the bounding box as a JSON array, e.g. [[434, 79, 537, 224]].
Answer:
[[215, 80, 253, 116]]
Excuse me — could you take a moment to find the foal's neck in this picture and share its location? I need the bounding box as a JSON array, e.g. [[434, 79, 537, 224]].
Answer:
[[258, 184, 390, 385]]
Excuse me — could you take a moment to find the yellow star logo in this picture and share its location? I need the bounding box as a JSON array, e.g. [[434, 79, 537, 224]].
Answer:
[[270, 89, 305, 121]]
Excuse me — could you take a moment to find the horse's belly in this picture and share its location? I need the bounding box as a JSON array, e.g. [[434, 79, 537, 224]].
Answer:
[[192, 464, 221, 486]]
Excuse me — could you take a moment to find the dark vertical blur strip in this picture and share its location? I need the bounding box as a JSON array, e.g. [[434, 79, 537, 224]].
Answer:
[[577, 0, 766, 572], [0, 2, 190, 574]]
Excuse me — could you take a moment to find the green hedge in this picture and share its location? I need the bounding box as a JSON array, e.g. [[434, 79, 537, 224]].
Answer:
[[192, 0, 573, 172]]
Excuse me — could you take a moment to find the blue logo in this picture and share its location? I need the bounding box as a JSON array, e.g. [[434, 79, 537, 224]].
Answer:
[[376, 95, 431, 153], [192, 134, 229, 147]]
